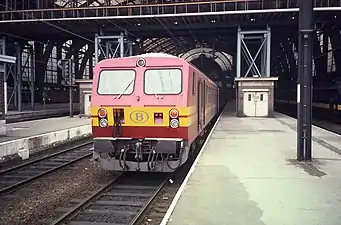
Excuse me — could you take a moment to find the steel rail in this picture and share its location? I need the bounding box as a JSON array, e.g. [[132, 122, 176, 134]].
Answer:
[[50, 172, 169, 225], [0, 140, 93, 195], [128, 177, 168, 225], [49, 172, 125, 225]]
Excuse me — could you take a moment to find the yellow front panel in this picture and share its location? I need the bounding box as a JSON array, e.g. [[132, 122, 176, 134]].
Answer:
[[91, 106, 196, 127]]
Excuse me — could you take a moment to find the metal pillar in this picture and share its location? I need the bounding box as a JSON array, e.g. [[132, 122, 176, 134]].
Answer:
[[0, 37, 16, 135], [16, 43, 35, 110], [236, 26, 271, 77], [94, 32, 133, 64], [58, 59, 73, 117], [29, 44, 35, 109], [297, 0, 313, 161], [73, 48, 80, 79], [16, 43, 22, 112], [56, 42, 63, 84], [0, 38, 7, 117]]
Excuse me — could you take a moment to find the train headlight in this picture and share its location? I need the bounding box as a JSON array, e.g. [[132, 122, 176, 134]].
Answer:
[[170, 119, 179, 128], [98, 108, 107, 118], [136, 58, 146, 67], [99, 118, 108, 128], [169, 108, 179, 118]]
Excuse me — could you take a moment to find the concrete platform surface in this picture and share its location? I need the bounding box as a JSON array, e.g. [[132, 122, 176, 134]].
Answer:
[[161, 107, 341, 225], [0, 116, 91, 161]]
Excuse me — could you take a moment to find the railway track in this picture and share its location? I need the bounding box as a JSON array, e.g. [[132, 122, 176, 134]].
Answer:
[[0, 141, 93, 195], [49, 172, 168, 225], [46, 115, 220, 225], [276, 108, 341, 135]]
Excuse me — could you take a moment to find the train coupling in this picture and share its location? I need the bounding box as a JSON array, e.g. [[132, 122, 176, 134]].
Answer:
[[134, 141, 143, 160]]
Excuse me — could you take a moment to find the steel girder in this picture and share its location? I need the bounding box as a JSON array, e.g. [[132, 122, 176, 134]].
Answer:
[[313, 31, 327, 78], [79, 45, 94, 76], [181, 47, 232, 72], [54, 0, 138, 8], [281, 36, 297, 76], [143, 37, 192, 54], [274, 27, 341, 83], [328, 28, 341, 74], [141, 35, 234, 70]]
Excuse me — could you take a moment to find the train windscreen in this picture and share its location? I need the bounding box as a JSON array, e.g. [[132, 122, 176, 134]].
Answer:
[[97, 70, 136, 95], [144, 68, 182, 95]]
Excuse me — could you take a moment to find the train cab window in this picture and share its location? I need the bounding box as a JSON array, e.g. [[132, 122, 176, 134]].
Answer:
[[192, 72, 196, 95], [248, 94, 252, 101], [144, 68, 182, 94], [97, 70, 136, 95], [260, 94, 263, 101]]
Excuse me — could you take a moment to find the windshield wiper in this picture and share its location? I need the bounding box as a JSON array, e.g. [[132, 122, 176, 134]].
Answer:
[[115, 79, 134, 99]]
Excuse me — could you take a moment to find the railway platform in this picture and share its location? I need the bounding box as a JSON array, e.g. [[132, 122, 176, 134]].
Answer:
[[6, 103, 80, 123], [161, 104, 341, 225], [0, 116, 91, 164]]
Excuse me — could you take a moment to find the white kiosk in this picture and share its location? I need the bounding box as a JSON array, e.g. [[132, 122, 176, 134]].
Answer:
[[75, 79, 93, 118], [235, 77, 278, 117]]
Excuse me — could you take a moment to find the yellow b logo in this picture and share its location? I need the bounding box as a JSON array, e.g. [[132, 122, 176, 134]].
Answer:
[[130, 111, 148, 123]]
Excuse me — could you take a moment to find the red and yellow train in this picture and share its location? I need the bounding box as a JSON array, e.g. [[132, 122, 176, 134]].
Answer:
[[91, 53, 219, 172]]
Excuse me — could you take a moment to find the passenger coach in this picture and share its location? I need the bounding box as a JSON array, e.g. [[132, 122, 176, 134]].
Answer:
[[91, 53, 219, 172]]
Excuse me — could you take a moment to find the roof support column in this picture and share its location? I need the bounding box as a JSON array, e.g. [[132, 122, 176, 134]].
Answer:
[[89, 52, 93, 79], [236, 27, 241, 78], [34, 41, 53, 104], [297, 0, 313, 161], [0, 37, 16, 136], [28, 44, 35, 109], [15, 43, 22, 112], [34, 42, 44, 104], [73, 48, 80, 79], [57, 58, 73, 117], [79, 45, 94, 78], [56, 41, 63, 84]]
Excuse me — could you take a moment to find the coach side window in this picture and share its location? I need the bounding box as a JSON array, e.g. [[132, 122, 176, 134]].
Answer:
[[192, 72, 196, 95]]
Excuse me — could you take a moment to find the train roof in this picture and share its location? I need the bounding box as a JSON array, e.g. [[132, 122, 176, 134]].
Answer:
[[130, 52, 179, 58]]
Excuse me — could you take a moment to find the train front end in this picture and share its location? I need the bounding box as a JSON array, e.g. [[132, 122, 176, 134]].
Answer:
[[91, 54, 193, 172]]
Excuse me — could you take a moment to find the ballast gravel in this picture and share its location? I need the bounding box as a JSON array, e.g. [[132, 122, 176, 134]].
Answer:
[[88, 204, 141, 212], [136, 166, 192, 225], [0, 158, 115, 225], [73, 214, 135, 224], [137, 179, 183, 225], [98, 195, 149, 202]]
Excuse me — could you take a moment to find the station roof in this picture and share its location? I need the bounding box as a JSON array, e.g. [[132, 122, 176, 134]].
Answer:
[[0, 0, 310, 38], [1, 0, 340, 44], [0, 0, 339, 72]]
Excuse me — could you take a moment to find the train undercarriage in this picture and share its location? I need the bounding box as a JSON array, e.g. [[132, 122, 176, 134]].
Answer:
[[92, 127, 210, 172]]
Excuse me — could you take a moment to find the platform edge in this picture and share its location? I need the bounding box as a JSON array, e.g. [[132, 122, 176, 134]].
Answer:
[[273, 112, 341, 138], [0, 124, 91, 159], [159, 106, 225, 225]]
